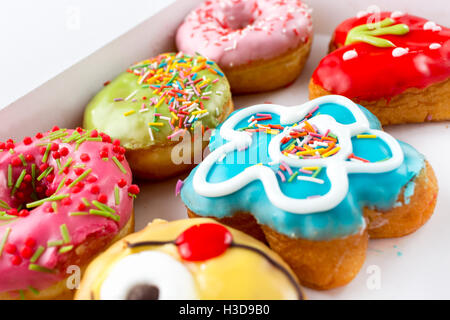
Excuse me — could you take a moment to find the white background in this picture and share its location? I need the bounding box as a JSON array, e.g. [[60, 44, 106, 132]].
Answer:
[[1, 0, 449, 299], [0, 0, 175, 109]]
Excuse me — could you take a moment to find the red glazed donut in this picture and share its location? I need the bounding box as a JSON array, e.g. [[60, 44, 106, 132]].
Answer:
[[0, 127, 137, 300]]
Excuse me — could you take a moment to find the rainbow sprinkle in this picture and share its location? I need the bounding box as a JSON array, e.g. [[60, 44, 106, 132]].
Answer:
[[116, 52, 225, 143]]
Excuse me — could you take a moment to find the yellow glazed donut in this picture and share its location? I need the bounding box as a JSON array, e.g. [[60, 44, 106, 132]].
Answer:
[[83, 52, 233, 180], [176, 0, 313, 94], [75, 218, 303, 300]]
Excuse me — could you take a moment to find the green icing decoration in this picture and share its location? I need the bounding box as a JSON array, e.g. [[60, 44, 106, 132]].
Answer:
[[345, 18, 409, 47], [83, 52, 231, 149]]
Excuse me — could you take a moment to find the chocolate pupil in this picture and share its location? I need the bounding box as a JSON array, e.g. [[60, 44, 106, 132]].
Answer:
[[126, 284, 160, 300]]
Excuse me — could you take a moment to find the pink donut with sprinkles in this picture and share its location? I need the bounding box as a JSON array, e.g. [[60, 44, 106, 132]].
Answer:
[[176, 0, 314, 93], [0, 127, 138, 300]]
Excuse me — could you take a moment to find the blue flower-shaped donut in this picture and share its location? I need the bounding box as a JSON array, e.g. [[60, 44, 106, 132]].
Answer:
[[181, 96, 425, 240]]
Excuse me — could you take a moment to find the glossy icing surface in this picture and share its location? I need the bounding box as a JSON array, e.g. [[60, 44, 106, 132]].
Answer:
[[80, 218, 300, 300], [181, 96, 425, 240], [176, 0, 313, 68], [83, 53, 231, 149], [0, 128, 135, 295], [312, 12, 450, 101]]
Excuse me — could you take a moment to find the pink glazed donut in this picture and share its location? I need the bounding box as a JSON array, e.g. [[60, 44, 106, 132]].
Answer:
[[176, 0, 313, 93], [0, 127, 138, 300]]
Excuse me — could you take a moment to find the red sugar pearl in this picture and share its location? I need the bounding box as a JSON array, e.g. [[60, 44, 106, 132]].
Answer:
[[112, 145, 120, 153], [78, 203, 86, 211], [21, 246, 33, 259], [90, 130, 99, 138], [71, 186, 81, 194], [7, 209, 18, 216], [23, 174, 32, 183], [98, 194, 107, 203], [90, 185, 100, 194], [74, 168, 84, 176], [101, 134, 111, 143], [18, 209, 30, 217], [25, 154, 34, 162], [117, 179, 127, 188], [76, 127, 83, 133], [113, 139, 121, 146], [63, 167, 70, 174], [52, 126, 60, 132], [65, 178, 73, 186], [15, 192, 25, 200], [61, 197, 72, 206], [128, 184, 140, 195], [45, 189, 53, 197], [39, 163, 48, 172], [50, 143, 59, 152], [39, 147, 46, 155], [5, 243, 17, 254], [60, 147, 69, 157], [52, 151, 61, 159], [99, 150, 108, 158], [25, 237, 36, 248], [23, 137, 32, 145], [46, 174, 55, 183], [11, 157, 22, 167], [80, 154, 90, 162], [35, 132, 43, 139], [11, 255, 22, 266], [87, 176, 97, 183], [5, 142, 14, 150], [116, 154, 124, 162], [118, 147, 126, 154], [0, 142, 5, 149], [35, 186, 44, 194]]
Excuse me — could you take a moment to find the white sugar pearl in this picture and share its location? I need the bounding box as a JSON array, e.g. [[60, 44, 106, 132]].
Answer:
[[423, 21, 442, 32], [392, 47, 409, 57], [429, 43, 442, 50], [343, 49, 358, 61], [390, 11, 405, 18]]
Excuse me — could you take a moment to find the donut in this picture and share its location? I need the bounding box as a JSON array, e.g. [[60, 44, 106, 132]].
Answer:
[[75, 218, 303, 300], [176, 0, 313, 94], [309, 11, 450, 125], [83, 52, 233, 180], [0, 127, 138, 299], [180, 95, 438, 289]]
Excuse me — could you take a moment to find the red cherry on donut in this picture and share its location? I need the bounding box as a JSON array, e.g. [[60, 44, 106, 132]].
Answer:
[[23, 137, 32, 145], [175, 223, 233, 261], [5, 243, 17, 254], [21, 246, 33, 259], [11, 255, 22, 266]]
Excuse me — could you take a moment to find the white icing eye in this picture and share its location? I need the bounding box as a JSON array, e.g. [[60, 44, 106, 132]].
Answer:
[[100, 251, 198, 300]]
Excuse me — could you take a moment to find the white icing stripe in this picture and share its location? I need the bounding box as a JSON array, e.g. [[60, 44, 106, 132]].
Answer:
[[193, 95, 403, 214]]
